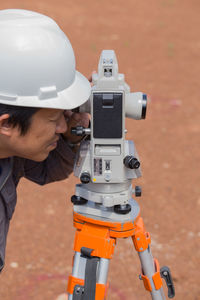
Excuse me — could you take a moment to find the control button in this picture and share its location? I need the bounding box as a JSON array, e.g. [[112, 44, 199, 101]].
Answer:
[[104, 173, 111, 182]]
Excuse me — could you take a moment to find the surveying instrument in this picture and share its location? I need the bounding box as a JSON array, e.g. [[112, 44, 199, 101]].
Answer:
[[67, 50, 175, 300]]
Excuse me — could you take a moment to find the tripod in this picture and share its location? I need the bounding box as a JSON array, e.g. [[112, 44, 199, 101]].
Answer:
[[67, 198, 175, 300]]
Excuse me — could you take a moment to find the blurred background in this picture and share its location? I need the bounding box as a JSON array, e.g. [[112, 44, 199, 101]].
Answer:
[[0, 0, 199, 299]]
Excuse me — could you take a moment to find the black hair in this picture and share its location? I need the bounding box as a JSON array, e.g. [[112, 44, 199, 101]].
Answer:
[[0, 103, 40, 135]]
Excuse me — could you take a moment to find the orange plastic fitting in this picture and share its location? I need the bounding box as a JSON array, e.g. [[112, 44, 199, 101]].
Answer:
[[140, 258, 163, 292], [74, 222, 116, 259], [152, 259, 163, 290], [67, 275, 108, 300]]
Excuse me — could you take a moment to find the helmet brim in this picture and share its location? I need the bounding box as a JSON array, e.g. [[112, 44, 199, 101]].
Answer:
[[0, 71, 91, 110], [58, 71, 91, 110]]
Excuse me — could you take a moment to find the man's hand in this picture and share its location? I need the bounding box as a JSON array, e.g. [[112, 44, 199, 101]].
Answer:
[[62, 72, 95, 144], [62, 110, 90, 144]]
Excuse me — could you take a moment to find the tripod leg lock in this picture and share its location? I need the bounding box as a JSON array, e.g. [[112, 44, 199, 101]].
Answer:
[[73, 285, 85, 300], [139, 259, 162, 292], [68, 275, 108, 300], [160, 266, 175, 298], [68, 276, 84, 295], [139, 259, 175, 298]]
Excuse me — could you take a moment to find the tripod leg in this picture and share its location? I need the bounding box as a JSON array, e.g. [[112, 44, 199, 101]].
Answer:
[[68, 252, 85, 300], [132, 217, 166, 300], [67, 222, 115, 300], [68, 251, 110, 300]]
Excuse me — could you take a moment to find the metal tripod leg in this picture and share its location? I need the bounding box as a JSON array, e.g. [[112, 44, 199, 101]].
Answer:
[[138, 247, 166, 300], [68, 250, 110, 300], [67, 214, 116, 299], [132, 217, 167, 300]]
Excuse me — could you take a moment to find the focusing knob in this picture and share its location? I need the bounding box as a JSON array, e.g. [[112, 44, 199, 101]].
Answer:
[[71, 126, 85, 136], [124, 156, 140, 169], [80, 172, 91, 184]]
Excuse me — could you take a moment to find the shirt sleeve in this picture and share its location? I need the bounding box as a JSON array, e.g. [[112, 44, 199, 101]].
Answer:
[[0, 197, 10, 273], [23, 136, 76, 185]]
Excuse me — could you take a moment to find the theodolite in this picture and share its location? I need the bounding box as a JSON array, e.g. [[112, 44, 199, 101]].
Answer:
[[67, 50, 175, 300]]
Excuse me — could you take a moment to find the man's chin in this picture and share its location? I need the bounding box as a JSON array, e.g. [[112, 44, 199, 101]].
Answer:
[[32, 153, 50, 162], [21, 151, 50, 162]]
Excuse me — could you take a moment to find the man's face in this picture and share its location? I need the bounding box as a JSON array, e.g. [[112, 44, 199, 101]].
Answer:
[[7, 108, 67, 161]]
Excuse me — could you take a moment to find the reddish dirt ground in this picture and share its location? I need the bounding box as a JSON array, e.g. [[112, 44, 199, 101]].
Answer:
[[0, 1, 200, 299]]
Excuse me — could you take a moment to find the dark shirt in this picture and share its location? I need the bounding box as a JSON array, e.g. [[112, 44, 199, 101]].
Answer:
[[0, 136, 76, 272]]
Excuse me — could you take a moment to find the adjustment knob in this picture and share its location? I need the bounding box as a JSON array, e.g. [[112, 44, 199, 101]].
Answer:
[[135, 186, 142, 197], [124, 156, 140, 169], [114, 204, 131, 214], [80, 172, 91, 184], [71, 195, 88, 205], [71, 126, 85, 136]]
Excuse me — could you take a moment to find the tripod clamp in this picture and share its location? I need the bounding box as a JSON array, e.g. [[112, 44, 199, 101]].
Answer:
[[160, 266, 175, 298]]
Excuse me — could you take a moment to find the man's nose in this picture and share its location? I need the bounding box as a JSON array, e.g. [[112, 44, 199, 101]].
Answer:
[[56, 115, 67, 134]]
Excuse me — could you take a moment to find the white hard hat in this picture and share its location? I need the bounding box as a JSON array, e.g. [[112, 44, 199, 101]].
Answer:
[[0, 9, 91, 109]]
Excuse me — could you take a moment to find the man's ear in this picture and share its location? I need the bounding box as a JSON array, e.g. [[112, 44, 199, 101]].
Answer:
[[0, 114, 12, 136]]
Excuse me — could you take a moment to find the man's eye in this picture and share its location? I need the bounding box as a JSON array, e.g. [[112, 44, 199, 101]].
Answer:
[[50, 118, 58, 122], [49, 111, 64, 122]]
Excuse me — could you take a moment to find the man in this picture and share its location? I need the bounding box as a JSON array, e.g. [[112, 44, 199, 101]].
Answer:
[[0, 9, 91, 272]]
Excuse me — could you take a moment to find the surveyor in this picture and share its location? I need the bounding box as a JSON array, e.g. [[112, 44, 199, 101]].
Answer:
[[0, 9, 91, 272]]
